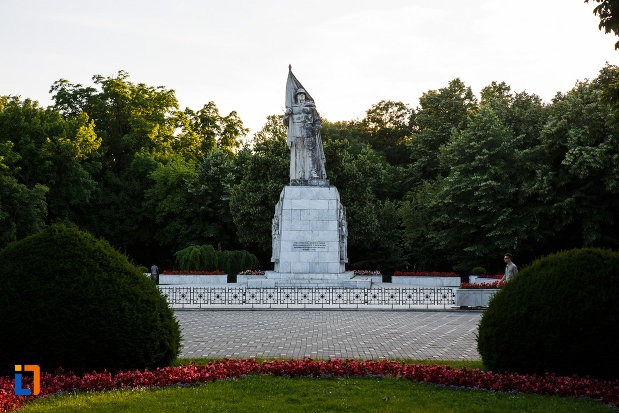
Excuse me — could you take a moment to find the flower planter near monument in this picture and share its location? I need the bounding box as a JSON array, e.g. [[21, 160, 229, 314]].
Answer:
[[455, 289, 501, 307], [469, 275, 502, 284], [391, 276, 460, 287]]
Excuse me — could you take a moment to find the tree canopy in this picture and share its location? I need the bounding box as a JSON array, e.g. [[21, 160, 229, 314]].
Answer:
[[586, 0, 619, 49], [1, 66, 618, 273]]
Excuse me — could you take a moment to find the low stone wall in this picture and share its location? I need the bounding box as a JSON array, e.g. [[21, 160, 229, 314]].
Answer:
[[391, 276, 461, 287], [159, 274, 228, 285], [455, 289, 500, 307]]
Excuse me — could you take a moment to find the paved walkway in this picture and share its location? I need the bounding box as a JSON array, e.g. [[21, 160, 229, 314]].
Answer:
[[175, 310, 482, 360]]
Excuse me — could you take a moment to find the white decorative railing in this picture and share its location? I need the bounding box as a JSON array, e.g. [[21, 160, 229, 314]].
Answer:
[[159, 287, 456, 309]]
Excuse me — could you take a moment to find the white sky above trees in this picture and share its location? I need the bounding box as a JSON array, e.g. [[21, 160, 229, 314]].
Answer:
[[1, 0, 617, 137]]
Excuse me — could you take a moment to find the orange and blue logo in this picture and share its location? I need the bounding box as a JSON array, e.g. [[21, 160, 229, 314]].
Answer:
[[14, 365, 40, 396]]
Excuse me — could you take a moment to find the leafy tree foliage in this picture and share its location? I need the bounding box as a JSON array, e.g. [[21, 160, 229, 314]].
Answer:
[[408, 79, 477, 182], [401, 65, 619, 272], [2, 67, 618, 273], [433, 106, 523, 271], [46, 72, 248, 264], [0, 96, 98, 244], [192, 149, 240, 250], [535, 70, 619, 250], [229, 116, 289, 263], [359, 100, 414, 165], [597, 64, 619, 126], [586, 0, 619, 49], [0, 175, 48, 246]]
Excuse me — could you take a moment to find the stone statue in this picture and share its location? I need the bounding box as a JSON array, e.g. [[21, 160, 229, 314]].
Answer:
[[338, 204, 348, 263], [284, 65, 327, 185], [271, 199, 282, 263]]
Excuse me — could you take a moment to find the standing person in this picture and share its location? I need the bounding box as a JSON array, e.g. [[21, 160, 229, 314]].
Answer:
[[501, 253, 518, 282], [150, 264, 159, 285]]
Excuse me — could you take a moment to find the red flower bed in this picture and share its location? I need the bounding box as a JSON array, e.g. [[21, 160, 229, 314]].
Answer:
[[353, 270, 382, 276], [394, 271, 459, 277], [461, 281, 505, 289], [161, 271, 225, 275], [238, 270, 266, 275], [1, 359, 617, 411], [475, 275, 502, 279]]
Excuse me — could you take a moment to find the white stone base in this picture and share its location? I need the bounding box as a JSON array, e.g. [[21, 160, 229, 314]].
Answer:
[[248, 271, 370, 288], [455, 289, 500, 306], [391, 276, 461, 287], [271, 185, 347, 276]]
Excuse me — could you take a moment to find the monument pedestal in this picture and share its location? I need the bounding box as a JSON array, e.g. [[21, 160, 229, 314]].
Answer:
[[263, 184, 357, 287]]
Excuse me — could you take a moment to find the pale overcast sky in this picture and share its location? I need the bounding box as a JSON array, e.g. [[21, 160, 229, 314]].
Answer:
[[1, 0, 617, 136]]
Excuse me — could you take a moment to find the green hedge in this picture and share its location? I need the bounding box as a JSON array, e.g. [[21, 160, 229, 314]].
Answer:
[[174, 245, 259, 275], [0, 225, 181, 374], [477, 248, 619, 380], [470, 266, 487, 275]]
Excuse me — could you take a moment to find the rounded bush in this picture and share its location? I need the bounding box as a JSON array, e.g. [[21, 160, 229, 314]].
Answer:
[[471, 266, 487, 275], [477, 248, 618, 380], [0, 225, 181, 374]]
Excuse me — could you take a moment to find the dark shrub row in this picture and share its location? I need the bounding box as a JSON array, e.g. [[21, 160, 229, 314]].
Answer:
[[174, 244, 259, 275]]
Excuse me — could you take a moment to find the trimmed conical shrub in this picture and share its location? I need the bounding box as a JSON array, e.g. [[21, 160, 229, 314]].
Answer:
[[477, 248, 619, 380], [0, 225, 181, 374]]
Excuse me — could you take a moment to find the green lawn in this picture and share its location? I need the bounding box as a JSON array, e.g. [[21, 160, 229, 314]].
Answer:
[[20, 375, 613, 413]]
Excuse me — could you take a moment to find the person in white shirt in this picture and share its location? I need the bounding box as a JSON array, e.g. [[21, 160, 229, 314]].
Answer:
[[501, 253, 518, 282]]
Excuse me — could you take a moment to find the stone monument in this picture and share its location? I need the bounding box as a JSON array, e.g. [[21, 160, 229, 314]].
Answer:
[[253, 66, 367, 288]]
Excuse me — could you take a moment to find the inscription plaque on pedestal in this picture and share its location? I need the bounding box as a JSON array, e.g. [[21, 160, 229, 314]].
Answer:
[[293, 241, 327, 251]]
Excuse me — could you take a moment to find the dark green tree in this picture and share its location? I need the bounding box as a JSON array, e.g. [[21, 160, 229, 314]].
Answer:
[[49, 72, 249, 265], [430, 106, 523, 271], [408, 78, 477, 182], [586, 0, 619, 49], [144, 154, 202, 252], [0, 96, 99, 226], [360, 100, 414, 165], [50, 71, 178, 168], [191, 149, 240, 250], [0, 175, 48, 247], [535, 69, 619, 250], [230, 116, 289, 262], [399, 180, 448, 271]]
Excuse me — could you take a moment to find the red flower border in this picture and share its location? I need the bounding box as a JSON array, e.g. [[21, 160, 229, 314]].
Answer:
[[1, 359, 617, 411], [353, 270, 382, 276], [160, 271, 225, 275], [460, 281, 505, 289]]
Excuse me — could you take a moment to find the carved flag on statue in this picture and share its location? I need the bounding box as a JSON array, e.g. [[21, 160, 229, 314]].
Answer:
[[285, 64, 315, 109], [283, 65, 327, 182]]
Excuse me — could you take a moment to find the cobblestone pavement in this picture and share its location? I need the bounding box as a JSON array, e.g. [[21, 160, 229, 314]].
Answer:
[[175, 310, 482, 360]]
